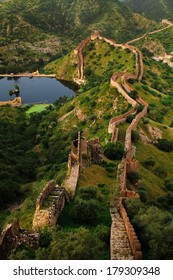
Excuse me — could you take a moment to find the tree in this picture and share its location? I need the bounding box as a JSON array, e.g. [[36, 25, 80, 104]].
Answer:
[[104, 142, 124, 160], [156, 138, 173, 152], [78, 186, 99, 200], [127, 171, 140, 185], [74, 197, 99, 224], [50, 227, 104, 260], [143, 157, 155, 167], [126, 114, 135, 123]]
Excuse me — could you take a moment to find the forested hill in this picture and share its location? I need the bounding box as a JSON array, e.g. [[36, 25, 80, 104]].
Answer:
[[124, 0, 173, 21], [0, 0, 155, 39], [0, 0, 159, 73]]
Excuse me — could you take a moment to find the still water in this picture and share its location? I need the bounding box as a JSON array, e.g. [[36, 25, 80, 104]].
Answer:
[[0, 77, 74, 104]]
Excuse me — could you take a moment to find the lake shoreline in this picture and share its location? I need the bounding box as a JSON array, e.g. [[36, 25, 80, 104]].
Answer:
[[0, 77, 74, 104]]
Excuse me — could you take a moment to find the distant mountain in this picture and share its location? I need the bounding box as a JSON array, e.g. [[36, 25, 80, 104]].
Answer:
[[0, 0, 159, 73], [124, 0, 173, 21]]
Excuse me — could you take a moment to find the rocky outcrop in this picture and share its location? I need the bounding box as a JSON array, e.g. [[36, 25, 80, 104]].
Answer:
[[0, 97, 22, 107]]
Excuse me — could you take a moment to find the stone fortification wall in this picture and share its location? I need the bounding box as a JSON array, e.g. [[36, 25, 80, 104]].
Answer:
[[110, 77, 137, 107], [111, 127, 119, 143], [126, 20, 173, 45], [119, 198, 142, 260], [64, 132, 102, 194], [0, 218, 20, 259], [0, 218, 39, 259], [74, 38, 90, 80], [64, 132, 81, 195], [36, 180, 56, 210], [74, 32, 145, 259], [33, 182, 69, 229], [108, 107, 136, 134], [124, 102, 148, 158]]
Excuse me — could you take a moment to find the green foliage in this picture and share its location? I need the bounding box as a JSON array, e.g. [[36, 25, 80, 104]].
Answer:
[[78, 186, 99, 200], [164, 179, 173, 192], [39, 228, 52, 248], [154, 165, 167, 179], [49, 227, 106, 260], [73, 186, 101, 224], [0, 180, 21, 209], [137, 189, 148, 203], [125, 200, 173, 259], [53, 96, 68, 108], [104, 142, 124, 160], [127, 171, 140, 185], [74, 197, 100, 224], [0, 0, 156, 73], [143, 157, 155, 167], [129, 90, 138, 99], [125, 0, 173, 21], [156, 138, 173, 152], [126, 114, 135, 123], [131, 130, 140, 142], [10, 244, 36, 260]]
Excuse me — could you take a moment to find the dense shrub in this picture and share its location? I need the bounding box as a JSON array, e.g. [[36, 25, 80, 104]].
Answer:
[[156, 138, 173, 152], [132, 130, 140, 142], [74, 197, 99, 224], [78, 186, 98, 200], [104, 142, 124, 160], [127, 171, 140, 185], [126, 114, 135, 123], [143, 157, 155, 167]]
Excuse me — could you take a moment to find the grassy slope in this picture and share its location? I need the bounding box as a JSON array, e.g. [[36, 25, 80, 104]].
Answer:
[[25, 104, 51, 115], [126, 28, 173, 200]]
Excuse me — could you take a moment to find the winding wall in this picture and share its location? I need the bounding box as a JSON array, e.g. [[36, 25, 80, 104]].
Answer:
[[74, 31, 146, 259]]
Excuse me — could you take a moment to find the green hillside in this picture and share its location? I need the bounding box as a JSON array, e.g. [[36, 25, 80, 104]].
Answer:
[[0, 0, 159, 73], [124, 0, 173, 21], [1, 0, 173, 261], [1, 30, 173, 259]]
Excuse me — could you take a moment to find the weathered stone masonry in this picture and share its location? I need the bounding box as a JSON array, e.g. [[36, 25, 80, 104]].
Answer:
[[32, 180, 69, 229], [0, 218, 39, 260]]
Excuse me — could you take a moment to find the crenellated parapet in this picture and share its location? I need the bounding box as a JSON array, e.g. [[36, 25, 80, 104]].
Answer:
[[119, 198, 142, 260]]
